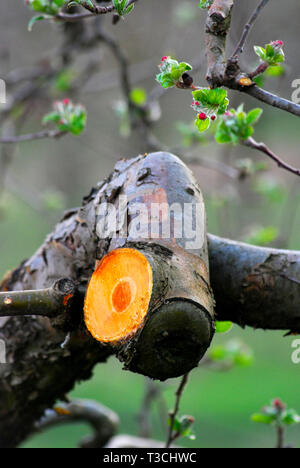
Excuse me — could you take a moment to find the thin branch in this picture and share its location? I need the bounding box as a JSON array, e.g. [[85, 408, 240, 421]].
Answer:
[[55, 0, 139, 22], [166, 373, 189, 448], [138, 378, 160, 438], [206, 1, 300, 119], [276, 425, 285, 449], [0, 278, 76, 318], [0, 129, 66, 145], [231, 0, 270, 58], [243, 137, 300, 177], [35, 399, 119, 448], [241, 85, 300, 118]]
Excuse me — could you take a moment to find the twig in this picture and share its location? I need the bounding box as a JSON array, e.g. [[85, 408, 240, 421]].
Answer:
[[166, 373, 189, 449], [276, 425, 285, 449], [0, 278, 76, 318], [0, 129, 67, 144], [35, 399, 119, 448], [138, 378, 160, 438], [243, 137, 300, 177], [56, 0, 139, 22], [206, 1, 300, 119], [231, 0, 270, 58]]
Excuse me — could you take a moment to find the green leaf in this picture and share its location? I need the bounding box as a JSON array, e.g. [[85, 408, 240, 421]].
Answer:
[[43, 100, 87, 135], [265, 65, 285, 77], [244, 226, 279, 246], [215, 106, 262, 145], [246, 108, 263, 125], [281, 409, 300, 426], [198, 0, 213, 8], [130, 88, 147, 106], [195, 117, 210, 132], [254, 46, 266, 61], [28, 15, 47, 31], [251, 413, 275, 424], [215, 321, 233, 334], [156, 57, 193, 89], [125, 4, 134, 15]]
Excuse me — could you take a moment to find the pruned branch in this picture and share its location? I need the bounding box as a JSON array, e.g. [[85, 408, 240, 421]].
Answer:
[[0, 278, 76, 318], [0, 152, 299, 448]]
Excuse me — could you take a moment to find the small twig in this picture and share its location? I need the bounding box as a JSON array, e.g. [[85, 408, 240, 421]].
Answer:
[[276, 425, 285, 449], [243, 137, 300, 177], [138, 378, 160, 438], [0, 278, 76, 318], [166, 373, 189, 449], [35, 399, 119, 448], [231, 0, 270, 58], [56, 0, 139, 22], [0, 129, 67, 144]]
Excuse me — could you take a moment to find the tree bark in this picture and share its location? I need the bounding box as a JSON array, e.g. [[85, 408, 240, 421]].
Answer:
[[0, 152, 299, 448]]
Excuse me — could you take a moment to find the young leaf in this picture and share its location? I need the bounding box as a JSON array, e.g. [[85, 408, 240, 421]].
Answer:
[[251, 413, 275, 425], [215, 321, 233, 334], [28, 15, 48, 31]]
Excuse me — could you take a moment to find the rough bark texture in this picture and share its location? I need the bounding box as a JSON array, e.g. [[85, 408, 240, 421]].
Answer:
[[205, 0, 234, 86], [208, 235, 300, 332]]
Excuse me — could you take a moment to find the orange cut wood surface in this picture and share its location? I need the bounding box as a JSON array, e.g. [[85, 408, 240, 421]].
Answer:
[[84, 248, 153, 343]]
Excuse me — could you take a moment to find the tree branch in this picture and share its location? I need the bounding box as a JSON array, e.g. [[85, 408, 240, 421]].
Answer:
[[166, 373, 190, 448], [0, 152, 299, 447], [241, 85, 300, 118], [231, 0, 270, 58], [243, 137, 300, 177], [56, 0, 139, 22], [206, 0, 300, 120], [0, 278, 76, 318], [34, 399, 119, 448], [208, 233, 300, 332], [0, 129, 66, 144]]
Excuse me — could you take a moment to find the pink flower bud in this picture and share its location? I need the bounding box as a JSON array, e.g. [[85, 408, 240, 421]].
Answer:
[[161, 56, 168, 62], [198, 112, 207, 120], [63, 98, 70, 105], [272, 398, 285, 411], [193, 101, 200, 106]]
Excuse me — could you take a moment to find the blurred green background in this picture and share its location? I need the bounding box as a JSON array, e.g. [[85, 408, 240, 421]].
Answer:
[[0, 0, 299, 448]]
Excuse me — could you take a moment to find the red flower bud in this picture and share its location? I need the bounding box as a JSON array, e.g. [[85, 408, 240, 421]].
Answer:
[[161, 56, 168, 62], [224, 111, 230, 116], [198, 112, 207, 120], [63, 98, 70, 105], [272, 398, 286, 411], [193, 101, 200, 106], [211, 115, 216, 121]]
